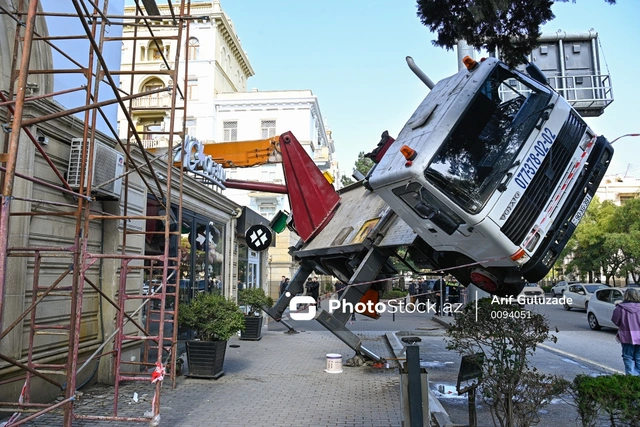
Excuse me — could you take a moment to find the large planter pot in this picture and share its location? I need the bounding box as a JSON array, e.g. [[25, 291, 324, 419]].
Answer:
[[240, 315, 263, 341], [185, 340, 227, 379]]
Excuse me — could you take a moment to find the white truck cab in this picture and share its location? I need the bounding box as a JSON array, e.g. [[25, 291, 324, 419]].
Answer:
[[368, 57, 613, 296]]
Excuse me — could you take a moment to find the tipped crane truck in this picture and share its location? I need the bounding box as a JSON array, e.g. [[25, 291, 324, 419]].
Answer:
[[194, 55, 613, 360]]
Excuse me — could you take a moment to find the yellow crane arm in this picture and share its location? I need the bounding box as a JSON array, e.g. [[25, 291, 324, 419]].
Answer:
[[148, 136, 282, 168], [203, 136, 281, 168]]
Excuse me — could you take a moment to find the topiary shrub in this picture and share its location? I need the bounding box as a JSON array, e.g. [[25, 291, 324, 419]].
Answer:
[[571, 374, 640, 427], [178, 292, 245, 341], [238, 287, 274, 316]]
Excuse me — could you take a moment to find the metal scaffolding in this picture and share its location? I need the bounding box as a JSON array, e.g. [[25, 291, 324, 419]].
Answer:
[[0, 0, 192, 424]]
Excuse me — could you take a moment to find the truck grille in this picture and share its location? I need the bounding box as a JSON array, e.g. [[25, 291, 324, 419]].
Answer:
[[501, 112, 586, 244]]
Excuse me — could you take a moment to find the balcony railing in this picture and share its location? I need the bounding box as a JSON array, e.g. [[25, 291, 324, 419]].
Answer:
[[132, 94, 172, 108]]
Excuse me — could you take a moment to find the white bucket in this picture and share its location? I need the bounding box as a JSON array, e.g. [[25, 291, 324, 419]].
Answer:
[[325, 353, 343, 374]]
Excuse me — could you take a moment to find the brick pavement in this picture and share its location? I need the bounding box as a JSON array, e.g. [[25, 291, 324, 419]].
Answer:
[[10, 307, 435, 427], [3, 302, 617, 426]]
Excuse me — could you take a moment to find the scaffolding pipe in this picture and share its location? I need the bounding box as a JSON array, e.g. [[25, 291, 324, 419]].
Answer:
[[0, 0, 39, 334]]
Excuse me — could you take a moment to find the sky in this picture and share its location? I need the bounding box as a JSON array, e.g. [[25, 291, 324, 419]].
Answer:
[[47, 0, 640, 178], [218, 0, 640, 178]]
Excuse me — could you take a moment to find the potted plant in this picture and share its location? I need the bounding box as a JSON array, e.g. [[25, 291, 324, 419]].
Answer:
[[178, 292, 245, 379], [237, 287, 274, 341]]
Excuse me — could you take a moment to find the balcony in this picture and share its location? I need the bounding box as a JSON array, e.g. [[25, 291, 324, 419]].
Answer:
[[131, 94, 172, 109]]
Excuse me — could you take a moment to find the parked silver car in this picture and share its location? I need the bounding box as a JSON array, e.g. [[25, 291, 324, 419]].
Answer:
[[587, 287, 628, 330], [550, 280, 579, 297], [563, 283, 608, 311], [517, 283, 545, 304]]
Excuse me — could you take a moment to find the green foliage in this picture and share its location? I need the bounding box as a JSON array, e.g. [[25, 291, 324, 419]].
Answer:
[[341, 175, 355, 187], [383, 289, 408, 299], [571, 374, 640, 427], [416, 0, 616, 68], [355, 151, 374, 176], [178, 292, 245, 341], [340, 151, 376, 188], [564, 196, 640, 284], [446, 298, 568, 427], [238, 287, 273, 315]]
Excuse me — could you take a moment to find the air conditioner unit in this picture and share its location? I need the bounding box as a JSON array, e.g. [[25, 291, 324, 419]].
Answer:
[[67, 138, 124, 199]]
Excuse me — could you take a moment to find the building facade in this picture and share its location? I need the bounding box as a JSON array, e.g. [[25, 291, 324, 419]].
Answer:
[[595, 175, 640, 205], [117, 1, 340, 301]]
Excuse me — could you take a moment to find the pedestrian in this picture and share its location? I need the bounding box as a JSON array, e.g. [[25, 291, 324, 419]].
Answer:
[[311, 277, 321, 308], [418, 278, 430, 305], [279, 275, 287, 296], [611, 288, 640, 376], [446, 278, 460, 317], [306, 277, 320, 306], [408, 280, 418, 305], [237, 280, 244, 292], [432, 277, 444, 316], [335, 281, 347, 299]]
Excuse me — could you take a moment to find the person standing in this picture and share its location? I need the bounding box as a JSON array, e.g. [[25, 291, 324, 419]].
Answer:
[[306, 277, 320, 306], [418, 278, 430, 306], [335, 281, 347, 299], [408, 280, 418, 305], [310, 277, 321, 308], [611, 288, 640, 376], [432, 277, 444, 316], [279, 275, 287, 296], [446, 278, 460, 317]]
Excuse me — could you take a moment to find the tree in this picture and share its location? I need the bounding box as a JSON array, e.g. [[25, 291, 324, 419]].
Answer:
[[341, 151, 375, 187], [563, 196, 640, 285], [446, 299, 568, 427], [416, 0, 616, 68]]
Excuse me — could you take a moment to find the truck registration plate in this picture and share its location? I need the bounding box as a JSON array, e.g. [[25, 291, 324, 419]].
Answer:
[[571, 193, 592, 226]]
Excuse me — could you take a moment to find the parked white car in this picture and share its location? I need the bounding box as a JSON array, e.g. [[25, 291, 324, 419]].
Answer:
[[587, 287, 628, 330], [517, 283, 545, 304], [550, 280, 579, 297], [563, 283, 608, 311]]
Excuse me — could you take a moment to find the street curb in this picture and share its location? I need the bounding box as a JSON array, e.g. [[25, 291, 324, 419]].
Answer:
[[431, 315, 454, 329], [384, 332, 453, 427]]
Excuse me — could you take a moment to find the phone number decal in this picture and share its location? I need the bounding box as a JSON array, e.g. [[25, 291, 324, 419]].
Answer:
[[514, 127, 557, 190]]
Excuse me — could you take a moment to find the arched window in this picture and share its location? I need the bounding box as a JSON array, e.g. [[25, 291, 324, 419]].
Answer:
[[148, 39, 164, 61], [138, 77, 165, 108], [142, 77, 164, 93], [188, 37, 199, 60]]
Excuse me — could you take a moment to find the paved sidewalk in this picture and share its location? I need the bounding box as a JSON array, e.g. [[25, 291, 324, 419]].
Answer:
[[13, 313, 418, 427], [5, 306, 618, 426]]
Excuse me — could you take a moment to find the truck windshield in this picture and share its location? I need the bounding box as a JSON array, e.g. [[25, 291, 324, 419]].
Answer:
[[424, 65, 552, 213]]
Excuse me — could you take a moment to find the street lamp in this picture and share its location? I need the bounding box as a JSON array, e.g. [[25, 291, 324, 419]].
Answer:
[[610, 133, 640, 144]]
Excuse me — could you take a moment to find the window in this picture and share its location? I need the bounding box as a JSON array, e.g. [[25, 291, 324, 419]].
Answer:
[[148, 39, 164, 61], [187, 78, 198, 100], [223, 121, 237, 141], [188, 37, 199, 60], [258, 204, 276, 219], [260, 168, 276, 183], [185, 118, 196, 138], [261, 120, 276, 138], [143, 78, 164, 93]]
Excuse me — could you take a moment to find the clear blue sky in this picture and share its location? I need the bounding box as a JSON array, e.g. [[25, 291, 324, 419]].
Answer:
[[219, 0, 640, 178], [53, 1, 640, 178]]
